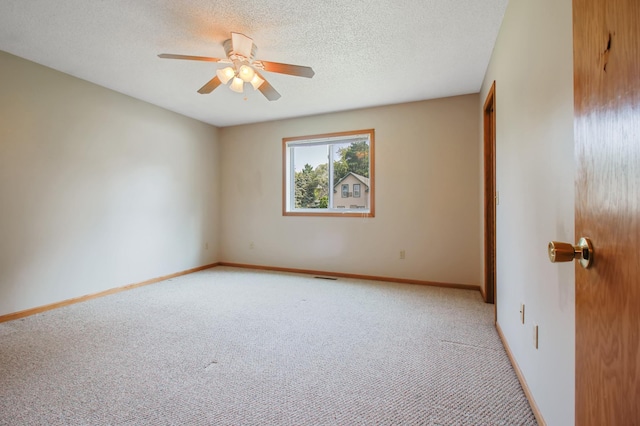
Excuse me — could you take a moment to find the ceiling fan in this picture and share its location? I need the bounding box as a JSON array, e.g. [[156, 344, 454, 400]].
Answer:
[[158, 32, 315, 101]]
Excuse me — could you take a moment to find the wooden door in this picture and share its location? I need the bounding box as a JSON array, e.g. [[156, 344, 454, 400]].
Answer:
[[483, 82, 496, 306], [573, 0, 640, 424]]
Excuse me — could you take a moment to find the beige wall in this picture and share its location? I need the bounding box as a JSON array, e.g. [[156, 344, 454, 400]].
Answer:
[[0, 51, 220, 316], [480, 0, 575, 424], [220, 95, 481, 286]]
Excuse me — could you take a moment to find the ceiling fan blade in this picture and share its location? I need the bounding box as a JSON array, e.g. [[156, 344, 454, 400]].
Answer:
[[158, 54, 224, 62], [258, 61, 315, 78], [231, 32, 255, 58], [197, 76, 223, 94], [254, 72, 281, 101]]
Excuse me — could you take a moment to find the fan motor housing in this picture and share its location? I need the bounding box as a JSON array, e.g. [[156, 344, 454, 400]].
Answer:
[[223, 39, 257, 62]]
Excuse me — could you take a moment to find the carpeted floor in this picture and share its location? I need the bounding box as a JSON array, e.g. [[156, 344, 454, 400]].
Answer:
[[0, 267, 537, 425]]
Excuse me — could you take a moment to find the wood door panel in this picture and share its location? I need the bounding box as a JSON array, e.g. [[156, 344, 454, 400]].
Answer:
[[573, 0, 640, 424]]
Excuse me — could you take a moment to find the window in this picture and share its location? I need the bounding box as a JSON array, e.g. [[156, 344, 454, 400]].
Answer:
[[283, 129, 374, 217]]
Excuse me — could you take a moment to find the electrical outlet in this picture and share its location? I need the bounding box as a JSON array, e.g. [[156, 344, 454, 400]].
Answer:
[[205, 242, 209, 250], [399, 250, 406, 260], [533, 324, 539, 349], [249, 242, 255, 250], [520, 303, 525, 324]]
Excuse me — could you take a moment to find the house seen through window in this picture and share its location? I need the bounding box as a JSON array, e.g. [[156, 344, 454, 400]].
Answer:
[[283, 129, 374, 217]]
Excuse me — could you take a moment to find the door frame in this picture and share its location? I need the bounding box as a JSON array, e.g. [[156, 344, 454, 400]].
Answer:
[[483, 81, 497, 306]]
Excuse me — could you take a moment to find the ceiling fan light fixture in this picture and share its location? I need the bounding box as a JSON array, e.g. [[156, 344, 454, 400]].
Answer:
[[238, 64, 256, 83], [217, 67, 235, 84], [230, 77, 245, 93], [249, 74, 265, 90], [158, 31, 314, 101]]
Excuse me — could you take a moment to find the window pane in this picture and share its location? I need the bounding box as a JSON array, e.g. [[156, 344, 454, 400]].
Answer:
[[292, 145, 328, 209], [332, 140, 370, 184], [353, 184, 361, 198], [331, 139, 370, 209]]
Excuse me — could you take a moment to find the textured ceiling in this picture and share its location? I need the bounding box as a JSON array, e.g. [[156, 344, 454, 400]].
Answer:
[[0, 0, 508, 127]]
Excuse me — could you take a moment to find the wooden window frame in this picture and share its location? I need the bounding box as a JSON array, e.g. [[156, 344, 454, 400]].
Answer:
[[282, 129, 375, 218]]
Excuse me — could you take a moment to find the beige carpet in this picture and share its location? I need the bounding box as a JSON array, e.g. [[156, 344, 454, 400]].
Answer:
[[0, 267, 536, 425]]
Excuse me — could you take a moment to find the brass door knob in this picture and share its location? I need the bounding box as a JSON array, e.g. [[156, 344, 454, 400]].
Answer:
[[548, 237, 593, 269]]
